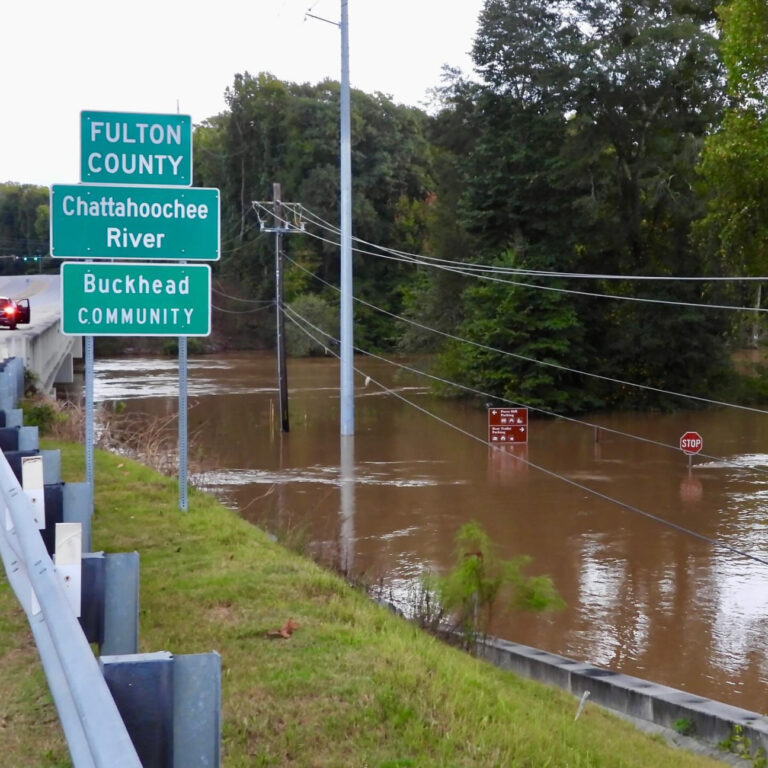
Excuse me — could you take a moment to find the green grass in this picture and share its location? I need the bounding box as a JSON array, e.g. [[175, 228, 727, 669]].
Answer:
[[0, 441, 724, 767]]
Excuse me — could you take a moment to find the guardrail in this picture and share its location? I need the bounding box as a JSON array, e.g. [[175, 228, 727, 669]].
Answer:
[[0, 357, 220, 767]]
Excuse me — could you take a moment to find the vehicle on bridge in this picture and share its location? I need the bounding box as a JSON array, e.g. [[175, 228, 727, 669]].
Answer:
[[0, 297, 30, 330]]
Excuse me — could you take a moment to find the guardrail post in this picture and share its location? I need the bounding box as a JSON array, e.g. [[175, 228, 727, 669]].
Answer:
[[22, 453, 45, 528], [103, 552, 140, 656], [101, 652, 175, 767], [80, 551, 140, 655], [0, 408, 23, 427], [173, 652, 222, 768], [0, 425, 37, 451], [63, 481, 93, 553], [55, 522, 82, 616], [100, 651, 222, 768]]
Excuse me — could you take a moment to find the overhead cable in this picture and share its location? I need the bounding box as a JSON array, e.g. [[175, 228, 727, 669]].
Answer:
[[282, 304, 768, 569], [294, 203, 768, 284], [293, 216, 765, 314], [282, 252, 768, 416], [282, 303, 768, 474]]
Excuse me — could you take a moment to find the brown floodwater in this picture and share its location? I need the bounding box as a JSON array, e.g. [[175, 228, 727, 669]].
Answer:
[[79, 351, 768, 714]]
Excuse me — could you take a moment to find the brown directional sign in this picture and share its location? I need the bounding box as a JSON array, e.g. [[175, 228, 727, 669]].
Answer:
[[488, 407, 528, 444]]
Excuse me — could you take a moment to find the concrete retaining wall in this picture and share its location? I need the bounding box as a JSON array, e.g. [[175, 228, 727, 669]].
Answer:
[[0, 315, 81, 393], [476, 635, 768, 755]]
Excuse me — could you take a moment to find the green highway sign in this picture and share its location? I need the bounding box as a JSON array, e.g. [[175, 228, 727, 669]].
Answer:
[[61, 262, 211, 336], [81, 111, 192, 185], [50, 184, 220, 260]]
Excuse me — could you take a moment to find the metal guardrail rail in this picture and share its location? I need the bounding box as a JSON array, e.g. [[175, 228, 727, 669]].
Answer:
[[0, 357, 142, 768]]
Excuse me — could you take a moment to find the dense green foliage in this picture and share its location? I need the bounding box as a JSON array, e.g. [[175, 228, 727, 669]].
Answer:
[[194, 73, 434, 351], [696, 0, 768, 344], [0, 183, 50, 273], [418, 0, 737, 412], [4, 0, 768, 411]]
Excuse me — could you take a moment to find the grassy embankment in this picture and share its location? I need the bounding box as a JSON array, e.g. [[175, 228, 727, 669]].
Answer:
[[0, 441, 726, 767]]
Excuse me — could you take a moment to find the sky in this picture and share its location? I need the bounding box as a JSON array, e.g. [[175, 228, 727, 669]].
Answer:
[[1, 0, 485, 187]]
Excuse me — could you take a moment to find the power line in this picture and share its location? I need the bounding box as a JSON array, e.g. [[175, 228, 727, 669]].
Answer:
[[212, 285, 273, 304], [212, 303, 273, 315], [282, 305, 768, 569], [282, 252, 768, 416], [282, 303, 768, 475], [295, 203, 768, 283], [259, 203, 765, 314]]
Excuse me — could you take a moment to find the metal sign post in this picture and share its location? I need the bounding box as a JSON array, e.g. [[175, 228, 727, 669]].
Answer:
[[178, 335, 188, 512], [85, 335, 94, 489]]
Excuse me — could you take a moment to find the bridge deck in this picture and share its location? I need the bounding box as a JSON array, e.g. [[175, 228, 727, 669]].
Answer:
[[0, 275, 81, 392]]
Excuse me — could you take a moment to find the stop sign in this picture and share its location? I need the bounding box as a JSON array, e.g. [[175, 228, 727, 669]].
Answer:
[[680, 431, 703, 455]]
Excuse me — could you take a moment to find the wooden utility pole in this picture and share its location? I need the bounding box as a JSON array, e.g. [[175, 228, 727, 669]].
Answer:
[[273, 183, 290, 433], [256, 186, 305, 433]]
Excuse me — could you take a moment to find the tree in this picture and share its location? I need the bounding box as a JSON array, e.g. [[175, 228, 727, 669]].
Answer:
[[436, 251, 599, 413], [426, 521, 563, 650], [419, 0, 733, 411], [193, 73, 435, 353], [696, 0, 768, 345], [0, 183, 50, 274]]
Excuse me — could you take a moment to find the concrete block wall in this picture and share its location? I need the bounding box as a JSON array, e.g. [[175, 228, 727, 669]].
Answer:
[[476, 635, 768, 754]]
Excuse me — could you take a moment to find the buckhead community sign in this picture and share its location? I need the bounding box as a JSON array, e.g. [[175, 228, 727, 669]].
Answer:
[[61, 262, 211, 337]]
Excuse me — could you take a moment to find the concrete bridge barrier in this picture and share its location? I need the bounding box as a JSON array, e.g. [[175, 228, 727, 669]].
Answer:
[[0, 275, 82, 393]]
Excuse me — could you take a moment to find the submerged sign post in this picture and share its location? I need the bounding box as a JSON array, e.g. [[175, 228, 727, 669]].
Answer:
[[680, 430, 703, 467]]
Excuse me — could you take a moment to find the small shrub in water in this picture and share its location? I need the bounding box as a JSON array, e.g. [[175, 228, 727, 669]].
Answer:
[[427, 521, 564, 649]]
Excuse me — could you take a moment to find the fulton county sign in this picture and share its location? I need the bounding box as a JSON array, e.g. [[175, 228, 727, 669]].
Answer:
[[50, 184, 220, 260], [81, 111, 192, 186], [61, 262, 211, 336]]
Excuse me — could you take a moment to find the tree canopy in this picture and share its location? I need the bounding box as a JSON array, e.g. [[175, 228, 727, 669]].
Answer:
[[3, 1, 765, 411], [413, 0, 735, 411]]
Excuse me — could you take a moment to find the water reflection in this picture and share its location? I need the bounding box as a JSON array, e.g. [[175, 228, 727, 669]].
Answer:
[[340, 436, 355, 575], [679, 470, 703, 502], [487, 445, 529, 485], [71, 352, 768, 714]]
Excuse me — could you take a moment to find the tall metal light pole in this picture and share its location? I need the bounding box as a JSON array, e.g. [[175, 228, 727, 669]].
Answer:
[[339, 0, 354, 435], [305, 1, 354, 435]]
